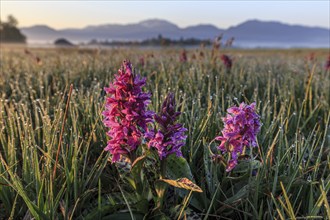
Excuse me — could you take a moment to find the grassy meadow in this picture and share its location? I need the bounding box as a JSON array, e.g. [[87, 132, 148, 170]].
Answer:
[[0, 45, 329, 219]]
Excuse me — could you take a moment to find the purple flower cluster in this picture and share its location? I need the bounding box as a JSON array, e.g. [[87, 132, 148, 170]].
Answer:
[[325, 56, 330, 71], [220, 54, 233, 70], [180, 50, 188, 63], [102, 60, 154, 162], [146, 93, 187, 160], [215, 102, 261, 171]]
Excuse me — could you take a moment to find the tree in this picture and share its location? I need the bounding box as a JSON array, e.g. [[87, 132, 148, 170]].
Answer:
[[54, 38, 74, 46], [0, 15, 26, 43], [7, 15, 18, 27]]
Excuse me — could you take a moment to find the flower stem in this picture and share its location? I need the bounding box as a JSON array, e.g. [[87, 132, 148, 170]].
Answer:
[[157, 159, 167, 209]]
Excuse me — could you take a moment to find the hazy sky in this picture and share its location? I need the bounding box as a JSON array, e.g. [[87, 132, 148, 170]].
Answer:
[[1, 1, 329, 29]]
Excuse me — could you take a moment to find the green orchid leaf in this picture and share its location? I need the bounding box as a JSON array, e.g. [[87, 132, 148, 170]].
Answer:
[[164, 154, 194, 180], [232, 159, 261, 174]]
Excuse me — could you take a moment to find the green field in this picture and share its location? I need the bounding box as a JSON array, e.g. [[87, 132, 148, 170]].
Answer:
[[0, 46, 329, 219]]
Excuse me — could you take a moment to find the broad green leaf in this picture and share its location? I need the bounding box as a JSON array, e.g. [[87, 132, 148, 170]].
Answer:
[[145, 209, 170, 220], [164, 154, 204, 210], [164, 154, 193, 180], [116, 157, 135, 188], [232, 159, 261, 174], [131, 155, 147, 171], [136, 198, 149, 214], [108, 192, 140, 205], [131, 155, 147, 193], [224, 184, 250, 204], [143, 157, 159, 197]]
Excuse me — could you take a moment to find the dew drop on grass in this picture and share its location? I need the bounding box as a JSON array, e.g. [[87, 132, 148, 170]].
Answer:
[[307, 175, 312, 182]]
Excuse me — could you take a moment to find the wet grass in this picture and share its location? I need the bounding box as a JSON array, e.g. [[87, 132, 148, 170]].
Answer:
[[0, 46, 329, 219]]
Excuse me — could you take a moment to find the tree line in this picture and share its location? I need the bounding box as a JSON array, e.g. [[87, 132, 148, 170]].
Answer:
[[88, 34, 213, 47]]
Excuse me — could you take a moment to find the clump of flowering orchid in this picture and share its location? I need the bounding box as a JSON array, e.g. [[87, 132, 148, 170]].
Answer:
[[102, 60, 154, 162], [325, 55, 330, 71], [220, 54, 233, 71], [146, 93, 187, 160], [180, 50, 188, 63], [214, 102, 261, 171], [102, 61, 201, 217]]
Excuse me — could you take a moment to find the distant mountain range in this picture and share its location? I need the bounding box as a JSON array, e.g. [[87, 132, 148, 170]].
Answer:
[[21, 19, 330, 48]]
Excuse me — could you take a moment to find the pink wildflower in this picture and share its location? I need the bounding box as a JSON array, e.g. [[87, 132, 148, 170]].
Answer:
[[325, 56, 330, 71], [215, 102, 261, 171], [180, 50, 187, 63], [139, 56, 145, 66], [220, 54, 232, 70], [102, 60, 154, 162]]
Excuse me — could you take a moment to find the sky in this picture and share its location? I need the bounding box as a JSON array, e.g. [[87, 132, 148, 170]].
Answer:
[[1, 1, 329, 29]]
